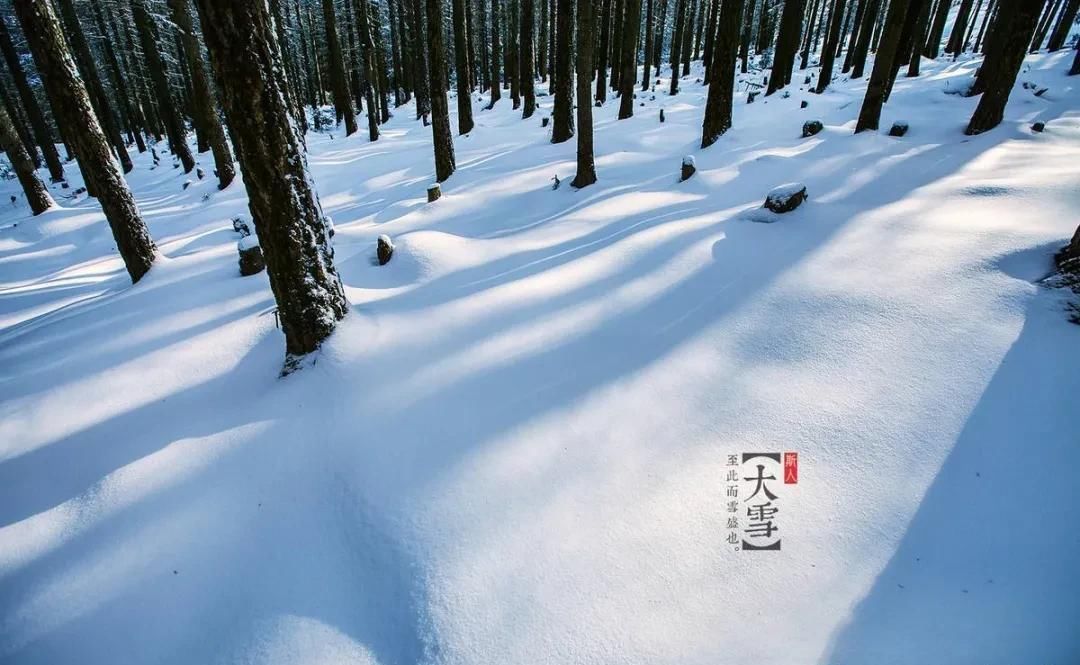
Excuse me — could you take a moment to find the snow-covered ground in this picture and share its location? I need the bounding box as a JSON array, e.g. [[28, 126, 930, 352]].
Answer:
[[1, 49, 1079, 665]]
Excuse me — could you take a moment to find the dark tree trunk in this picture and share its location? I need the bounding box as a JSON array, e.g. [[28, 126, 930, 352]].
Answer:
[[906, 0, 933, 74], [850, 0, 882, 76], [766, 0, 804, 94], [357, 0, 383, 140], [548, 0, 557, 85], [885, 0, 928, 96], [90, 2, 146, 153], [322, 0, 358, 134], [539, 0, 549, 79], [966, 0, 1042, 133], [597, 0, 613, 102], [654, 0, 670, 68], [0, 15, 63, 181], [508, 0, 521, 108], [974, 0, 996, 51], [132, 0, 196, 172], [642, 0, 655, 88], [168, 0, 235, 189], [701, 0, 745, 147], [1031, 0, 1056, 50], [0, 101, 51, 215], [815, 0, 849, 90], [55, 0, 132, 174], [0, 84, 37, 165], [455, 0, 480, 123], [410, 0, 432, 117], [682, 0, 696, 71], [618, 0, 642, 117], [855, 0, 911, 131], [843, 0, 869, 71], [552, 0, 575, 139], [704, 0, 721, 69], [946, 0, 974, 52], [670, 0, 687, 94], [521, 0, 537, 116], [193, 0, 348, 363], [271, 0, 308, 129], [800, 0, 823, 68], [573, 0, 598, 187], [1070, 41, 1080, 73], [426, 0, 457, 180], [1047, 0, 1079, 50], [738, 0, 753, 71], [490, 0, 503, 105], [388, 0, 407, 103], [371, 0, 392, 123], [14, 0, 155, 282], [924, 0, 951, 56], [612, 0, 625, 89]]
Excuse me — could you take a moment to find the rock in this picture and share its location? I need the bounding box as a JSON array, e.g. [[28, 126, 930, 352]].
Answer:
[[427, 183, 441, 203], [542, 117, 550, 127], [232, 215, 253, 236], [74, 186, 87, 195], [800, 100, 808, 108], [60, 182, 70, 189], [376, 234, 394, 265], [197, 167, 205, 180], [802, 119, 824, 137], [804, 75, 812, 84], [680, 155, 696, 182], [182, 179, 193, 190], [747, 91, 759, 103], [660, 108, 665, 123], [1032, 121, 1045, 133], [764, 183, 808, 213], [552, 174, 561, 190], [595, 99, 602, 107], [1035, 87, 1048, 97], [237, 236, 265, 276], [888, 121, 909, 137]]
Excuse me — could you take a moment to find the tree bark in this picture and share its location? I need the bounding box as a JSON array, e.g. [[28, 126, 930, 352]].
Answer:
[[0, 15, 63, 181], [131, 0, 196, 172], [766, 0, 804, 94], [14, 0, 155, 282], [1030, 0, 1058, 50], [193, 0, 348, 362], [426, 0, 457, 180], [642, 0, 655, 88], [965, 0, 1042, 134], [617, 0, 642, 118], [0, 101, 52, 215], [597, 0, 613, 102], [490, 0, 503, 105], [520, 0, 537, 116], [946, 0, 974, 52], [670, 0, 687, 94], [701, 0, 745, 147], [816, 0, 849, 91], [1047, 0, 1079, 50], [322, 0, 358, 135], [552, 0, 575, 138], [850, 0, 882, 76], [357, 0, 384, 140], [855, 0, 911, 131], [573, 0, 598, 187]]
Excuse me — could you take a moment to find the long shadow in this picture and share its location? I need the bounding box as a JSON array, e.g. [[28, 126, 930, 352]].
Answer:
[[820, 284, 1080, 665]]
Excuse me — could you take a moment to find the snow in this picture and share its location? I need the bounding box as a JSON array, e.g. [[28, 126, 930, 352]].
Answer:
[[1, 49, 1080, 665], [238, 234, 260, 251]]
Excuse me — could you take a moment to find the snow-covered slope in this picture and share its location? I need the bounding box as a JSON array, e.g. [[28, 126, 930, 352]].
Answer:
[[1, 50, 1078, 665]]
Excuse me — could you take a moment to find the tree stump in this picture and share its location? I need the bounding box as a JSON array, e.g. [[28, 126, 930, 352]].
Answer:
[[660, 108, 666, 122], [238, 236, 265, 275], [764, 183, 808, 213], [1032, 121, 1045, 133], [888, 121, 909, 137], [681, 155, 696, 181], [377, 234, 394, 265], [802, 120, 824, 137], [427, 183, 441, 202]]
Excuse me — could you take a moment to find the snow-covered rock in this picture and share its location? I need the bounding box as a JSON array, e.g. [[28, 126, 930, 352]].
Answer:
[[802, 119, 824, 137], [763, 182, 808, 213], [237, 236, 264, 276], [377, 234, 394, 265]]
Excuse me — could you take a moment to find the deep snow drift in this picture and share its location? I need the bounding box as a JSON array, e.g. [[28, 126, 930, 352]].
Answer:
[[1, 50, 1079, 665]]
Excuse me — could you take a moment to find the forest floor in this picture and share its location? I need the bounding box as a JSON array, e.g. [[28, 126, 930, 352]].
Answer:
[[1, 49, 1079, 665]]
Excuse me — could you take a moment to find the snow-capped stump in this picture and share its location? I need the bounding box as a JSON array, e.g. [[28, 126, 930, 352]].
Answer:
[[802, 120, 823, 137], [376, 234, 394, 265], [681, 155, 696, 182], [427, 183, 441, 203], [1032, 121, 1045, 133], [764, 183, 808, 213], [237, 236, 265, 276], [232, 215, 253, 237], [888, 121, 909, 137]]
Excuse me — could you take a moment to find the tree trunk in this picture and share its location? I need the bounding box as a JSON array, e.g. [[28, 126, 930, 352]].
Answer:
[[0, 101, 51, 215], [14, 0, 155, 282], [0, 15, 63, 182], [701, 0, 745, 147], [597, 0, 613, 102], [850, 0, 882, 76], [573, 0, 598, 187], [618, 0, 642, 117], [90, 1, 147, 153], [1047, 0, 1079, 50], [816, 0, 849, 90], [766, 0, 804, 94], [842, 0, 868, 70], [642, 0, 655, 89], [654, 0, 670, 69], [1070, 41, 1080, 73], [855, 0, 910, 132], [539, 0, 549, 79], [193, 0, 348, 363], [427, 0, 457, 180], [371, 0, 392, 122], [1030, 0, 1057, 50], [322, 0, 358, 135], [521, 0, 537, 116], [965, 0, 1042, 134], [946, 0, 974, 52], [552, 0, 575, 139], [168, 0, 235, 189], [670, 0, 687, 94], [800, 0, 823, 69], [132, 0, 196, 172], [906, 0, 933, 74], [682, 0, 696, 72], [490, 0, 503, 105], [357, 0, 383, 140]]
